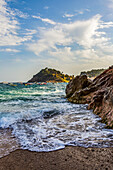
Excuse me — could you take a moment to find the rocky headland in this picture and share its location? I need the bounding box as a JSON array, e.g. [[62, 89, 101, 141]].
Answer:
[[66, 66, 113, 128], [28, 67, 73, 83], [80, 68, 105, 78]]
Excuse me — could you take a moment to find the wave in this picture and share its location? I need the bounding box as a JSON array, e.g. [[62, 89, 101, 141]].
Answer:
[[0, 83, 113, 157]]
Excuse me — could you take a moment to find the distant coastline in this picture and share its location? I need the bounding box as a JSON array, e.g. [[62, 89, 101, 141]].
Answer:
[[28, 67, 74, 83]]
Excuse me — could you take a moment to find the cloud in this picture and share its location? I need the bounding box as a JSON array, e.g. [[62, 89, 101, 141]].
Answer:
[[63, 13, 74, 18], [32, 15, 56, 25], [49, 47, 76, 62], [0, 0, 32, 46], [63, 9, 90, 19], [108, 0, 113, 8], [75, 9, 90, 15], [25, 29, 37, 35], [0, 48, 20, 52], [13, 58, 22, 62], [13, 9, 29, 19], [28, 14, 113, 66], [44, 6, 49, 10]]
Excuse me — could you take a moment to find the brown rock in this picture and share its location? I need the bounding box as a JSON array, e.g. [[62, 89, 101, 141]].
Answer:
[[88, 86, 113, 128], [66, 75, 92, 98], [66, 66, 113, 128]]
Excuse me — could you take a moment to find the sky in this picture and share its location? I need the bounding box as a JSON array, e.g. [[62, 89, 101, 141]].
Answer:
[[0, 0, 113, 81]]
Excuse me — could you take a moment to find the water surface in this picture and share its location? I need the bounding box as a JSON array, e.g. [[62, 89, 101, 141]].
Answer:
[[0, 83, 113, 158]]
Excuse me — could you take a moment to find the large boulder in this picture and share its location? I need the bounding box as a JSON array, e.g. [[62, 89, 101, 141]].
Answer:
[[66, 66, 113, 128], [66, 75, 92, 98]]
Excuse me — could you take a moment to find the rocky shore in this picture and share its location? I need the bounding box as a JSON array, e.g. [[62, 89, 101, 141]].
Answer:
[[66, 66, 113, 128]]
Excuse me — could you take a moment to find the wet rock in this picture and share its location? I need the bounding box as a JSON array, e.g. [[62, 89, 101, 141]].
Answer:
[[66, 75, 92, 98], [66, 66, 113, 128]]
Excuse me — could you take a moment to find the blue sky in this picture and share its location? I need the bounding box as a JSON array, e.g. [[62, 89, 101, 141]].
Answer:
[[0, 0, 113, 81]]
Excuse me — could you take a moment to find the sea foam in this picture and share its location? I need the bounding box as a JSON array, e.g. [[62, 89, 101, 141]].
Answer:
[[0, 83, 113, 157]]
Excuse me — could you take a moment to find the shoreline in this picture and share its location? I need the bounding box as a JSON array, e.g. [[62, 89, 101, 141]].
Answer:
[[0, 146, 113, 170]]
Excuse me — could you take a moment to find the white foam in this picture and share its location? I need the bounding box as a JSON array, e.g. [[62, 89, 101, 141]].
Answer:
[[10, 110, 113, 152], [0, 83, 113, 155]]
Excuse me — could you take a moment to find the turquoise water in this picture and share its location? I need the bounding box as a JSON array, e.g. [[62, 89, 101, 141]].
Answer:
[[0, 83, 113, 158]]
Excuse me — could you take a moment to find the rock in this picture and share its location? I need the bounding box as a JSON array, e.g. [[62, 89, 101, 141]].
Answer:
[[66, 66, 113, 128], [88, 86, 113, 128], [66, 75, 92, 98]]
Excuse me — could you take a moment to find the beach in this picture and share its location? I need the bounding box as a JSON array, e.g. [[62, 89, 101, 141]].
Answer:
[[0, 146, 113, 170]]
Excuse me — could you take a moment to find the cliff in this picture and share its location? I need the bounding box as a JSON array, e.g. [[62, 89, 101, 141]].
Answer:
[[66, 66, 113, 128], [28, 68, 74, 83]]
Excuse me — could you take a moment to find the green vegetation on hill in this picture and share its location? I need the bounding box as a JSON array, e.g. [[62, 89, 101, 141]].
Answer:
[[80, 68, 105, 78], [28, 67, 74, 83]]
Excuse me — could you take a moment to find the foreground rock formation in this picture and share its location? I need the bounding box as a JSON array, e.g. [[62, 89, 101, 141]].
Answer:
[[66, 66, 113, 128], [28, 67, 73, 83]]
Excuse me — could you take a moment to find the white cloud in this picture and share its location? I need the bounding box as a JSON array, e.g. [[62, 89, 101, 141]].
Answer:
[[75, 9, 90, 15], [61, 15, 102, 48], [25, 29, 37, 35], [13, 9, 29, 19], [49, 47, 76, 62], [108, 0, 113, 8], [63, 13, 74, 18], [44, 6, 49, 10], [28, 26, 72, 56], [28, 14, 113, 66], [0, 0, 32, 46], [0, 48, 20, 52], [63, 9, 90, 19], [99, 21, 113, 28], [32, 15, 56, 25]]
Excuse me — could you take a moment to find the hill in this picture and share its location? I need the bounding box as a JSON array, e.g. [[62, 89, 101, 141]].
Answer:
[[28, 67, 74, 83], [80, 68, 105, 78]]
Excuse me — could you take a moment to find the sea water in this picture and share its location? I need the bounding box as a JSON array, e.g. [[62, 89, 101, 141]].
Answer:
[[0, 83, 113, 158]]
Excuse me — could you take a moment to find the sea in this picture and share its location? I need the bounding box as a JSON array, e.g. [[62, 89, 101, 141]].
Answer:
[[0, 83, 113, 158]]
